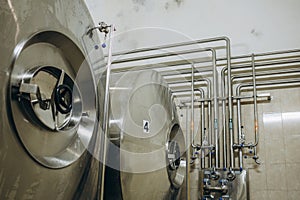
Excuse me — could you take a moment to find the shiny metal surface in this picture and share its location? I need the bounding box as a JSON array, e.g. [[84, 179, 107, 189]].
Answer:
[[0, 0, 103, 199], [199, 169, 249, 200], [104, 32, 300, 199], [106, 70, 186, 200]]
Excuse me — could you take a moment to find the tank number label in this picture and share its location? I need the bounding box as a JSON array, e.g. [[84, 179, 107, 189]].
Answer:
[[143, 120, 150, 133]]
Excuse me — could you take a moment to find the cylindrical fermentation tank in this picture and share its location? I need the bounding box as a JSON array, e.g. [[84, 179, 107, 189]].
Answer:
[[105, 70, 186, 200], [0, 0, 104, 199], [0, 1, 186, 199]]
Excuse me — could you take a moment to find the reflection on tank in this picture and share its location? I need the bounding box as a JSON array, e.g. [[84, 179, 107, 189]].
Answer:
[[104, 70, 186, 200], [0, 1, 186, 200], [0, 0, 101, 199]]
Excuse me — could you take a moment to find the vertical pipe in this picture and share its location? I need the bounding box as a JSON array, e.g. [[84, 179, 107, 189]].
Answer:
[[201, 95, 205, 169], [221, 69, 227, 169], [211, 49, 219, 168], [207, 83, 212, 168], [185, 105, 191, 200], [225, 38, 234, 169], [237, 95, 243, 169], [191, 64, 195, 158], [99, 24, 115, 200], [252, 54, 259, 158]]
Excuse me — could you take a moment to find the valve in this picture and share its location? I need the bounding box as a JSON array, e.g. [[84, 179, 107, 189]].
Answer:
[[87, 21, 116, 49], [211, 167, 220, 180], [227, 169, 236, 181], [16, 66, 81, 131], [54, 84, 73, 114], [253, 155, 261, 165], [219, 179, 228, 186], [203, 178, 210, 185]]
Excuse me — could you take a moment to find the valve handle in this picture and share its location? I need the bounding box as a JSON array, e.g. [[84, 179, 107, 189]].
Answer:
[[54, 84, 72, 114]]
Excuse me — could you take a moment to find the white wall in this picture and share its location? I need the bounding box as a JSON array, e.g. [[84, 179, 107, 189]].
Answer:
[[86, 0, 300, 55]]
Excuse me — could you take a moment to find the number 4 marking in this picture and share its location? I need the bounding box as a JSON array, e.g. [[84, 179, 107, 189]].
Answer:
[[143, 120, 150, 133]]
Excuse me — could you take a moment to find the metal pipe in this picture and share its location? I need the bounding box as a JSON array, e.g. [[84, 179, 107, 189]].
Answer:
[[185, 105, 191, 200], [223, 38, 234, 170], [201, 93, 206, 169], [252, 54, 259, 167], [160, 56, 300, 80], [206, 79, 213, 168], [172, 88, 204, 98], [164, 48, 219, 167], [221, 67, 227, 169], [235, 78, 300, 166], [237, 79, 300, 91], [191, 64, 195, 157], [237, 78, 300, 90], [110, 48, 300, 62], [111, 46, 224, 64], [109, 41, 300, 68], [232, 67, 300, 80], [168, 79, 211, 88], [231, 68, 300, 167], [221, 58, 300, 83], [236, 54, 259, 170], [109, 37, 232, 168], [236, 90, 243, 169], [99, 24, 115, 200], [181, 77, 212, 169], [221, 57, 300, 169], [211, 49, 219, 168], [171, 48, 217, 168], [110, 36, 231, 57], [236, 78, 300, 147], [174, 50, 218, 167], [109, 46, 300, 78]]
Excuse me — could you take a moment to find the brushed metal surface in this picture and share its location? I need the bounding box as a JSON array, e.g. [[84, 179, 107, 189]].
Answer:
[[0, 0, 103, 199], [106, 70, 186, 200], [199, 169, 249, 200]]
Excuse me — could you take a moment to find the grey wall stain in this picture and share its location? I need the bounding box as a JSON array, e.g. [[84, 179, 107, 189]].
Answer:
[[165, 2, 170, 10], [165, 0, 185, 10], [174, 0, 184, 6], [132, 0, 146, 6], [251, 29, 263, 37]]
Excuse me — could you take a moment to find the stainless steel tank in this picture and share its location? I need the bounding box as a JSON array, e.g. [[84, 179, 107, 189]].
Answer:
[[105, 70, 186, 200], [0, 0, 104, 199]]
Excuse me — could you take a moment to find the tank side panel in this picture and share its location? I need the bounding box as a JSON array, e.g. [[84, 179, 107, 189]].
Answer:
[[0, 0, 102, 199]]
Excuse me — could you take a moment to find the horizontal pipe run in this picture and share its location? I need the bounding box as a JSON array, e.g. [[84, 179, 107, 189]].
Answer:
[[109, 36, 231, 57], [167, 78, 211, 87], [111, 52, 300, 75], [109, 48, 300, 60], [231, 68, 300, 81], [108, 43, 300, 66], [111, 46, 225, 64], [172, 88, 204, 98], [221, 58, 300, 84], [158, 57, 300, 79]]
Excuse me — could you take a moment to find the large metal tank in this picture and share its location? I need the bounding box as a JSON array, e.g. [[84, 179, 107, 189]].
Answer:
[[0, 0, 104, 199], [105, 70, 186, 200]]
